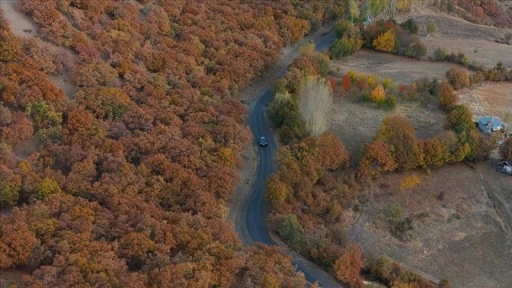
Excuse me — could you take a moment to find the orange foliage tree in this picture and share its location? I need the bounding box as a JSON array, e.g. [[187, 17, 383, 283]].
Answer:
[[377, 116, 420, 171], [334, 243, 364, 288], [438, 81, 456, 111]]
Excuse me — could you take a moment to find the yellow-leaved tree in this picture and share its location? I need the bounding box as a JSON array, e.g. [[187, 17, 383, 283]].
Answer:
[[373, 29, 396, 52], [371, 84, 386, 103]]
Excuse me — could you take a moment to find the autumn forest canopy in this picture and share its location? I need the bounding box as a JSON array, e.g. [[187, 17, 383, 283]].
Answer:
[[0, 0, 345, 286]]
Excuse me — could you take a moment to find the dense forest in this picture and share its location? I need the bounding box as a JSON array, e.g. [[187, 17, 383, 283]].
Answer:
[[1, 0, 511, 287], [0, 0, 345, 286]]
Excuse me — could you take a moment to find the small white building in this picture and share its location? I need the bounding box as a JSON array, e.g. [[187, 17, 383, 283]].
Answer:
[[496, 161, 512, 175], [478, 116, 506, 134]]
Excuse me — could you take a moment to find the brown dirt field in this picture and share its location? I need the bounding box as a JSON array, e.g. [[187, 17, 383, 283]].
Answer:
[[331, 50, 454, 84], [410, 9, 512, 68], [348, 162, 512, 287]]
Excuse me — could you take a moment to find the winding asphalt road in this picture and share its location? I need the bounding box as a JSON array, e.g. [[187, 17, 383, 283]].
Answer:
[[239, 28, 343, 287]]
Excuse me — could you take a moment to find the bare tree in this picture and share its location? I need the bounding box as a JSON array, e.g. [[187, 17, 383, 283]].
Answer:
[[298, 76, 332, 137]]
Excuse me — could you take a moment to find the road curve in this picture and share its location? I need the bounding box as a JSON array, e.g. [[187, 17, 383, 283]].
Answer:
[[239, 27, 343, 287]]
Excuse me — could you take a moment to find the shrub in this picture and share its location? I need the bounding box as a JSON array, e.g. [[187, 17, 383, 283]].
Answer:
[[331, 38, 353, 58], [367, 75, 377, 89], [438, 82, 456, 111], [366, 255, 436, 287], [341, 75, 351, 91], [446, 104, 474, 130], [335, 20, 352, 37], [446, 66, 470, 90], [400, 19, 418, 34], [400, 174, 421, 191], [278, 214, 304, 248], [381, 78, 392, 89], [366, 255, 393, 282], [505, 32, 512, 44], [376, 95, 396, 110], [427, 22, 437, 34], [34, 177, 62, 200], [405, 38, 426, 58], [385, 204, 402, 221], [373, 29, 396, 53], [433, 47, 448, 61]]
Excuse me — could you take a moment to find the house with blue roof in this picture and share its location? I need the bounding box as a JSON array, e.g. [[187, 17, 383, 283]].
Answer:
[[478, 116, 506, 134]]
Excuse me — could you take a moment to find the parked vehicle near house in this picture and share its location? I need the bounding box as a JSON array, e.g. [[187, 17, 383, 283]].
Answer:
[[496, 161, 512, 175]]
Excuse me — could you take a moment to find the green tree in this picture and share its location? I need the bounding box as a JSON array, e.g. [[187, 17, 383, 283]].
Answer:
[[0, 171, 21, 207], [266, 174, 291, 203], [366, 255, 393, 282], [400, 19, 418, 34], [331, 38, 352, 59], [427, 22, 437, 34], [34, 177, 62, 200], [268, 92, 296, 128], [278, 214, 304, 248], [370, 84, 386, 103], [446, 104, 473, 130], [347, 0, 360, 22], [26, 100, 62, 129], [25, 100, 62, 141]]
